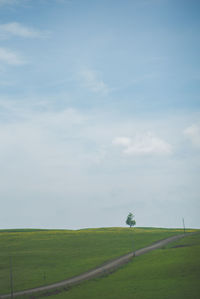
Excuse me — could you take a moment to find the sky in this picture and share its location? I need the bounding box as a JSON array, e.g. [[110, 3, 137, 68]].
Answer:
[[0, 0, 200, 229]]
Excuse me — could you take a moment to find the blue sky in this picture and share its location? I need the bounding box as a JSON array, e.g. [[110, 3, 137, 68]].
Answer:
[[0, 0, 200, 229]]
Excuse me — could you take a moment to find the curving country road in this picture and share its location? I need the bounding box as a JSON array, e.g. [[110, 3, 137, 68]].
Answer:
[[0, 233, 187, 298]]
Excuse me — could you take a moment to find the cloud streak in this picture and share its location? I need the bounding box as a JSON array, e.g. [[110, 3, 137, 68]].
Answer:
[[184, 124, 200, 148], [79, 69, 109, 94], [0, 47, 25, 65], [0, 22, 49, 39], [113, 133, 172, 155]]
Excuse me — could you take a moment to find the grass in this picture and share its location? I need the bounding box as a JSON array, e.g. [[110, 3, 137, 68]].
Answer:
[[47, 232, 200, 299], [0, 227, 194, 295]]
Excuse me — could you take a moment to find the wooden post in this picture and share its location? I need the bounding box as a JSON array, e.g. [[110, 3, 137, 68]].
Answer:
[[182, 217, 186, 234], [9, 256, 14, 299]]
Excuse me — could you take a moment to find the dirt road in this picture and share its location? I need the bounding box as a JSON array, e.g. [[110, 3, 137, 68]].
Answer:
[[0, 233, 186, 298]]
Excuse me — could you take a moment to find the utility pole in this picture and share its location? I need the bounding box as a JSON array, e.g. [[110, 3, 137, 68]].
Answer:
[[182, 217, 186, 235], [9, 256, 14, 299]]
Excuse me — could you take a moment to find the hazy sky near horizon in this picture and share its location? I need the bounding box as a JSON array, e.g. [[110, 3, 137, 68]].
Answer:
[[0, 0, 200, 229]]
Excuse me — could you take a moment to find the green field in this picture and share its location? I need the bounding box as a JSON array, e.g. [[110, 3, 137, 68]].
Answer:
[[0, 227, 188, 295], [48, 232, 200, 299]]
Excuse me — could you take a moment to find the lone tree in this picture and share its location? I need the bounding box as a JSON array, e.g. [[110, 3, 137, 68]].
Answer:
[[126, 212, 136, 228]]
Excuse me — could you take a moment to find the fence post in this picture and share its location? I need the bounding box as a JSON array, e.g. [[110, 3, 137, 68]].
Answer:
[[182, 217, 186, 235], [9, 256, 14, 299]]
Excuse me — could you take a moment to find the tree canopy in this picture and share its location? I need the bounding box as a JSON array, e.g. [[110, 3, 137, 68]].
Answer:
[[126, 212, 136, 228]]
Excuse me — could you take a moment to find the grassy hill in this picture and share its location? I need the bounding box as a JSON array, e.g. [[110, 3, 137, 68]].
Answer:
[[0, 227, 195, 295], [47, 232, 200, 299]]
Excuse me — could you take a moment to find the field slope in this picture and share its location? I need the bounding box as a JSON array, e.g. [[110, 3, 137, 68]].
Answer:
[[48, 232, 200, 299], [0, 228, 195, 296]]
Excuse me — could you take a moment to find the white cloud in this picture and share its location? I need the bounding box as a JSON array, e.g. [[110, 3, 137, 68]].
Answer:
[[184, 124, 200, 148], [0, 47, 25, 65], [113, 132, 172, 155], [79, 69, 109, 94], [0, 22, 49, 39], [113, 137, 132, 147]]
